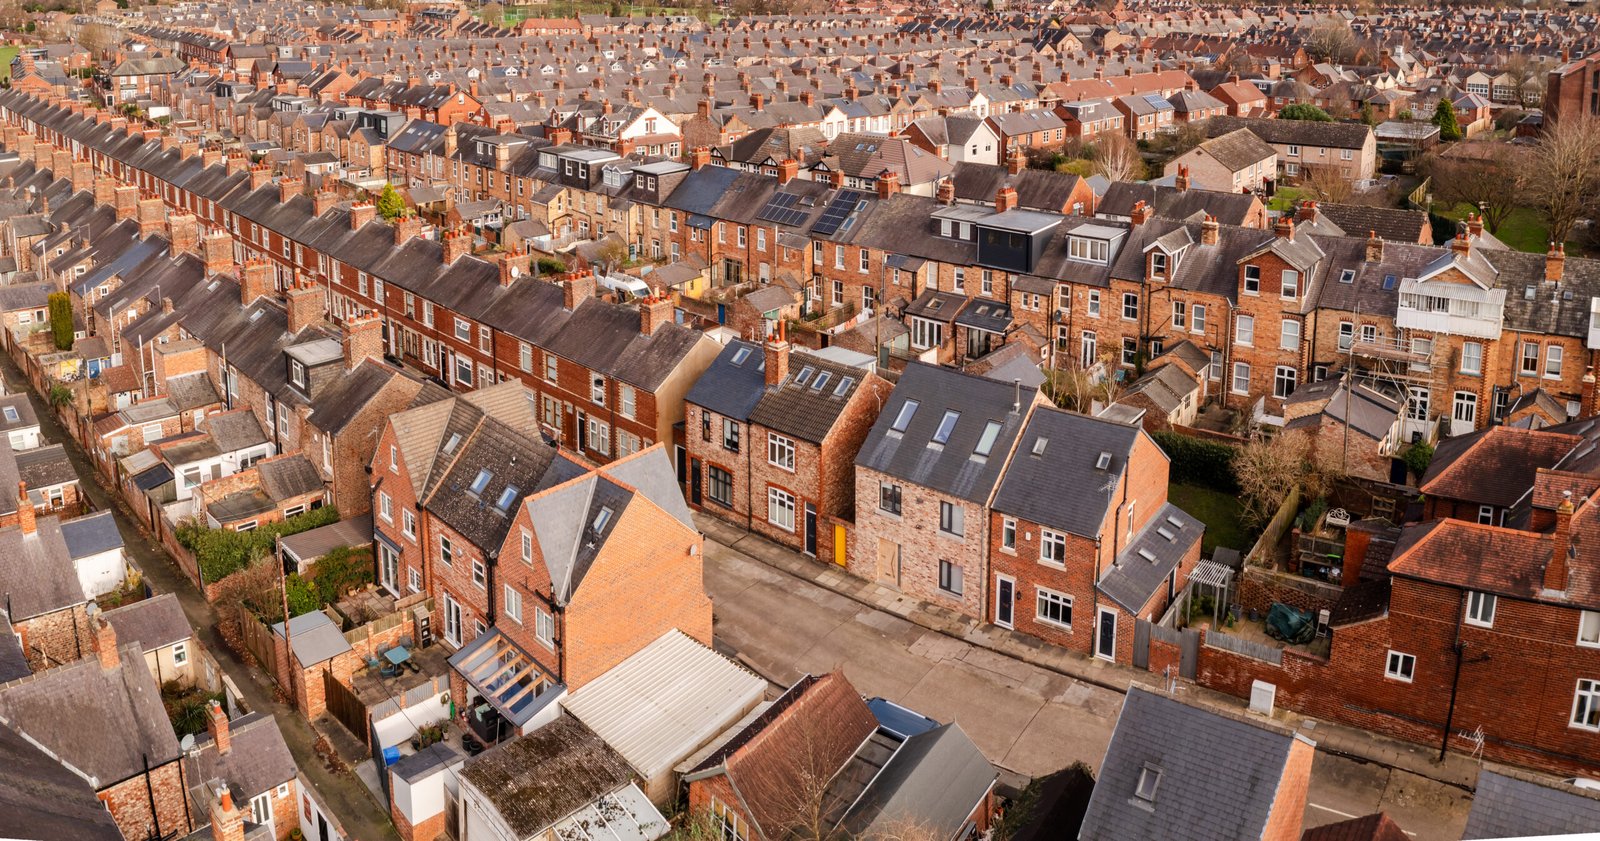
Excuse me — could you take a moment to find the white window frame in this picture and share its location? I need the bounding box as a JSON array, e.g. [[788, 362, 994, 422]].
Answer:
[[1465, 590, 1496, 628], [1573, 678, 1600, 731], [767, 487, 796, 532], [1036, 587, 1073, 630], [1385, 650, 1415, 682], [1581, 611, 1600, 648], [767, 432, 796, 471]]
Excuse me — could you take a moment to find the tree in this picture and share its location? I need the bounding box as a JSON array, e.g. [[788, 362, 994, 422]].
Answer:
[[1425, 143, 1525, 233], [1304, 17, 1356, 64], [375, 183, 406, 220], [1089, 132, 1143, 183], [1043, 365, 1120, 414], [76, 22, 117, 59], [1396, 109, 1413, 121], [1432, 98, 1462, 142], [480, 1, 503, 26], [1232, 429, 1345, 530], [47, 291, 72, 350], [1528, 112, 1600, 244], [1359, 102, 1378, 126], [590, 236, 629, 275], [1279, 103, 1332, 122], [1304, 164, 1354, 204], [1501, 54, 1542, 108]]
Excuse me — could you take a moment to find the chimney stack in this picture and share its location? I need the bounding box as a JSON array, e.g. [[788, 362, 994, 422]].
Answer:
[[690, 146, 711, 170], [936, 178, 956, 206], [563, 270, 596, 311], [137, 197, 165, 236], [348, 201, 376, 231], [93, 612, 118, 671], [876, 170, 901, 199], [1201, 213, 1219, 245], [1366, 230, 1383, 263], [240, 259, 272, 306], [764, 329, 790, 387], [248, 164, 272, 191], [394, 214, 423, 246], [1130, 200, 1152, 226], [995, 186, 1018, 214], [1547, 242, 1566, 283], [640, 294, 674, 336], [342, 315, 383, 371], [1174, 164, 1190, 191], [497, 249, 530, 289], [1450, 230, 1470, 257], [206, 700, 231, 755], [167, 212, 199, 254], [1548, 493, 1575, 593], [278, 177, 302, 204], [16, 482, 33, 536], [93, 175, 116, 208], [1296, 199, 1319, 224], [202, 230, 233, 275], [209, 787, 245, 841], [441, 227, 471, 264], [313, 189, 338, 217], [1006, 145, 1026, 175], [1274, 215, 1295, 241], [777, 158, 799, 185], [285, 274, 324, 334]]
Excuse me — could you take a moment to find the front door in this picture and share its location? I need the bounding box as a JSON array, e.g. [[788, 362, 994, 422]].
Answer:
[[803, 503, 817, 556], [689, 459, 702, 506], [443, 593, 462, 647], [995, 575, 1015, 628], [876, 539, 901, 588], [1096, 607, 1117, 661], [249, 793, 273, 838], [1452, 391, 1478, 435]]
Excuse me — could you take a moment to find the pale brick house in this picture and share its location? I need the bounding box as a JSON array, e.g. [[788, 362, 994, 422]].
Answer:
[[684, 337, 890, 566], [852, 362, 1046, 618]]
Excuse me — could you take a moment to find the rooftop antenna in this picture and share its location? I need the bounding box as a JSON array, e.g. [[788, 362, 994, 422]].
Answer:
[[1013, 377, 1021, 413]]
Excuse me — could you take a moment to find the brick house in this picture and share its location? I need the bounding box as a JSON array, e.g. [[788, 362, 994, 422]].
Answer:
[[987, 407, 1202, 665], [1204, 116, 1377, 184], [188, 702, 304, 841], [1165, 128, 1277, 193], [683, 671, 997, 841], [684, 337, 890, 566], [0, 497, 97, 671], [1419, 423, 1592, 528], [853, 362, 1045, 618]]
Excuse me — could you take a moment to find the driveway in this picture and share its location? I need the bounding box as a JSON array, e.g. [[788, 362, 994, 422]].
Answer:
[[702, 531, 1472, 840]]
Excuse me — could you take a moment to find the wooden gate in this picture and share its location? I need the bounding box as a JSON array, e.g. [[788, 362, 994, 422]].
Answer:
[[323, 670, 369, 746], [236, 607, 277, 673], [1132, 620, 1152, 670]]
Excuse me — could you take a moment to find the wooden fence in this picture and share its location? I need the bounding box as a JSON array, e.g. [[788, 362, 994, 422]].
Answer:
[[1203, 629, 1284, 666], [234, 604, 277, 674], [1245, 485, 1301, 568]]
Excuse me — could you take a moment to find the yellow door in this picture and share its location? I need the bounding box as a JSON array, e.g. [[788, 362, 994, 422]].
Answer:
[[833, 525, 847, 567]]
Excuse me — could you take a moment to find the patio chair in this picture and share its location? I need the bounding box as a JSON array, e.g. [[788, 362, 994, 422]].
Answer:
[[379, 660, 401, 679]]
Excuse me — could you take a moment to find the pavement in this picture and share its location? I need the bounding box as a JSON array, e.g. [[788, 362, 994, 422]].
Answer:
[[0, 359, 400, 841], [698, 513, 1475, 840]]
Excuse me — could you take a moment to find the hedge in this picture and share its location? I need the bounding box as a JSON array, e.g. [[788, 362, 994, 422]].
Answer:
[[176, 506, 340, 583], [285, 544, 375, 617], [1151, 429, 1239, 494], [47, 291, 72, 351]]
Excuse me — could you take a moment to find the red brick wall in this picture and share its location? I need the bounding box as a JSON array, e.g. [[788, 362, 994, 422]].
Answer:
[[1262, 738, 1314, 841], [14, 603, 93, 671], [99, 761, 190, 841]]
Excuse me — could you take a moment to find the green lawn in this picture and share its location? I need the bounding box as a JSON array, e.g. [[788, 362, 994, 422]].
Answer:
[[0, 47, 20, 83], [1266, 186, 1307, 213], [1436, 202, 1560, 255], [489, 2, 717, 24], [1168, 483, 1250, 557]]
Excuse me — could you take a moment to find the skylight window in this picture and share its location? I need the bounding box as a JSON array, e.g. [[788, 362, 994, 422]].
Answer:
[[811, 371, 832, 392], [495, 485, 518, 511], [1157, 527, 1175, 541], [731, 346, 752, 365], [592, 506, 613, 532], [1339, 269, 1355, 284], [1031, 437, 1048, 456], [974, 420, 1002, 457], [444, 433, 462, 454], [932, 410, 960, 445], [2, 407, 16, 423], [891, 399, 918, 433], [469, 468, 492, 495], [1382, 274, 1397, 291], [1096, 452, 1113, 470], [1136, 764, 1162, 802], [833, 377, 854, 397], [795, 366, 815, 386], [1138, 548, 1157, 562], [1166, 515, 1183, 528]]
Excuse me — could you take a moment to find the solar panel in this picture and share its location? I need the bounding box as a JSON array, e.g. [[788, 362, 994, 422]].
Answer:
[[756, 191, 809, 227], [811, 190, 863, 237]]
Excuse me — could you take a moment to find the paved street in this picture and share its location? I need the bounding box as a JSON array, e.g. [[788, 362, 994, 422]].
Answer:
[[702, 527, 1473, 840], [0, 360, 399, 841]]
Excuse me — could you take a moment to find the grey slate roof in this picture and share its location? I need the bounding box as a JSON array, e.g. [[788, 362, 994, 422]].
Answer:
[[684, 339, 766, 422], [60, 510, 123, 561], [188, 711, 298, 805], [103, 592, 190, 653], [856, 362, 1036, 504], [1463, 769, 1600, 839], [0, 518, 83, 620], [1098, 503, 1204, 612], [0, 722, 123, 841], [991, 407, 1140, 538], [1079, 688, 1305, 841], [840, 723, 996, 839]]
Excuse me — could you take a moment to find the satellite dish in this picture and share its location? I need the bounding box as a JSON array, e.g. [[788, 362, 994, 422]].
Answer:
[[179, 734, 195, 752]]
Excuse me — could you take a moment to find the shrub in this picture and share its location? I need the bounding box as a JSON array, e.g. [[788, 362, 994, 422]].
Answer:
[[303, 544, 374, 605], [177, 506, 340, 582], [375, 183, 406, 221], [1151, 430, 1239, 494], [47, 291, 72, 350], [1280, 103, 1333, 122], [535, 257, 567, 276], [1402, 441, 1435, 480]]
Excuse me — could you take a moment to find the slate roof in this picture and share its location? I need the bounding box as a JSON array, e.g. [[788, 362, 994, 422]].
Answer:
[[188, 711, 298, 805], [1096, 181, 1261, 227], [0, 722, 123, 841], [1079, 688, 1306, 841], [748, 349, 873, 444], [460, 715, 635, 838], [991, 406, 1140, 537], [1098, 502, 1204, 612], [103, 592, 190, 653], [838, 723, 996, 839], [1315, 202, 1429, 244], [684, 339, 766, 422], [1206, 115, 1373, 149], [856, 362, 1036, 504], [0, 518, 83, 621], [1462, 769, 1600, 839]]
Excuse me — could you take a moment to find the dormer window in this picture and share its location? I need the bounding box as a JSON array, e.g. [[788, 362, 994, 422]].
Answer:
[[1243, 265, 1261, 294], [1069, 236, 1109, 264], [289, 359, 307, 388], [1150, 252, 1167, 278]]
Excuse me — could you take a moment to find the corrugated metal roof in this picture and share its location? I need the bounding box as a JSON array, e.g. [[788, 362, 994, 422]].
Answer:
[[561, 630, 765, 779]]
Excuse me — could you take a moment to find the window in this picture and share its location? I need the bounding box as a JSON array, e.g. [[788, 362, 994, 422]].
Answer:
[[378, 492, 392, 522], [932, 410, 960, 445], [1243, 265, 1260, 294], [938, 560, 963, 596], [1280, 319, 1300, 351], [619, 384, 636, 420], [521, 528, 533, 563], [409, 568, 421, 593], [1386, 650, 1415, 682], [439, 535, 453, 566], [859, 249, 870, 273], [1273, 366, 1297, 399], [503, 585, 522, 623], [879, 482, 902, 515], [1581, 611, 1600, 647], [722, 418, 740, 451], [1232, 362, 1251, 395], [1087, 290, 1101, 317], [1069, 236, 1110, 263], [1547, 345, 1564, 378], [1461, 341, 1482, 375], [1465, 591, 1496, 627], [768, 433, 795, 470], [1040, 529, 1066, 565], [455, 356, 473, 386], [1521, 341, 1540, 375], [1573, 679, 1600, 731], [545, 354, 558, 383], [710, 797, 748, 841], [1235, 314, 1254, 347], [172, 641, 188, 666], [471, 560, 486, 589], [402, 510, 415, 539], [1191, 304, 1206, 333], [535, 607, 554, 647], [1281, 269, 1299, 299], [939, 500, 964, 537], [708, 466, 733, 506], [1361, 324, 1377, 344], [1121, 292, 1138, 321], [974, 421, 1002, 458], [768, 487, 796, 531], [289, 359, 307, 388], [586, 418, 611, 456], [1002, 517, 1016, 551], [1081, 331, 1097, 369], [1037, 588, 1072, 629], [1171, 301, 1186, 330], [1150, 252, 1168, 278], [1135, 764, 1161, 802], [1121, 337, 1138, 367], [953, 268, 966, 293]]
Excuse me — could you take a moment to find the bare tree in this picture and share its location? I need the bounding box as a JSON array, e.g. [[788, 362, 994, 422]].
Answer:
[[479, 1, 504, 26], [1304, 164, 1354, 204], [1091, 132, 1143, 183], [1501, 54, 1541, 108], [1044, 365, 1120, 414], [1528, 112, 1600, 244], [1304, 17, 1356, 64], [1425, 143, 1525, 233], [76, 22, 119, 60]]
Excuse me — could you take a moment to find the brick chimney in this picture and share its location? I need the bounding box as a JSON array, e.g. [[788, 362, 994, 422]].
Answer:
[[1585, 367, 1598, 417], [225, 154, 247, 177], [497, 250, 531, 289], [248, 164, 272, 191], [210, 787, 244, 841], [16, 482, 33, 535], [1274, 215, 1295, 241], [829, 169, 845, 189], [441, 227, 471, 264], [285, 275, 323, 334], [343, 315, 383, 371], [1547, 242, 1566, 283], [1366, 230, 1384, 263], [640, 294, 674, 336], [394, 214, 422, 246], [137, 197, 165, 236], [202, 230, 233, 275], [240, 259, 272, 306], [168, 212, 199, 254], [564, 270, 596, 311], [876, 170, 901, 199], [1006, 145, 1026, 175], [313, 189, 338, 217], [1201, 213, 1219, 246], [348, 201, 376, 231], [994, 186, 1018, 213], [201, 148, 223, 170], [936, 178, 956, 206], [278, 177, 302, 204], [690, 146, 712, 170], [777, 158, 799, 185], [1466, 212, 1483, 239], [70, 160, 93, 193], [1174, 164, 1190, 191], [93, 612, 118, 671], [764, 331, 790, 387], [800, 90, 815, 106], [1449, 230, 1470, 257], [1130, 200, 1152, 226], [1548, 493, 1575, 592], [93, 175, 116, 208], [206, 700, 231, 755], [1296, 199, 1319, 224]]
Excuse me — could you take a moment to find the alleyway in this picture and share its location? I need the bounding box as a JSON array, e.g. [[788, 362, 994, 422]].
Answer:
[[0, 358, 398, 841]]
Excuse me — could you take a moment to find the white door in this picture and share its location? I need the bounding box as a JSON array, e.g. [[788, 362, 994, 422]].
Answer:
[[1452, 391, 1478, 436], [249, 792, 273, 838], [443, 593, 462, 646], [379, 544, 399, 595], [995, 575, 1015, 629], [1096, 607, 1117, 661]]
